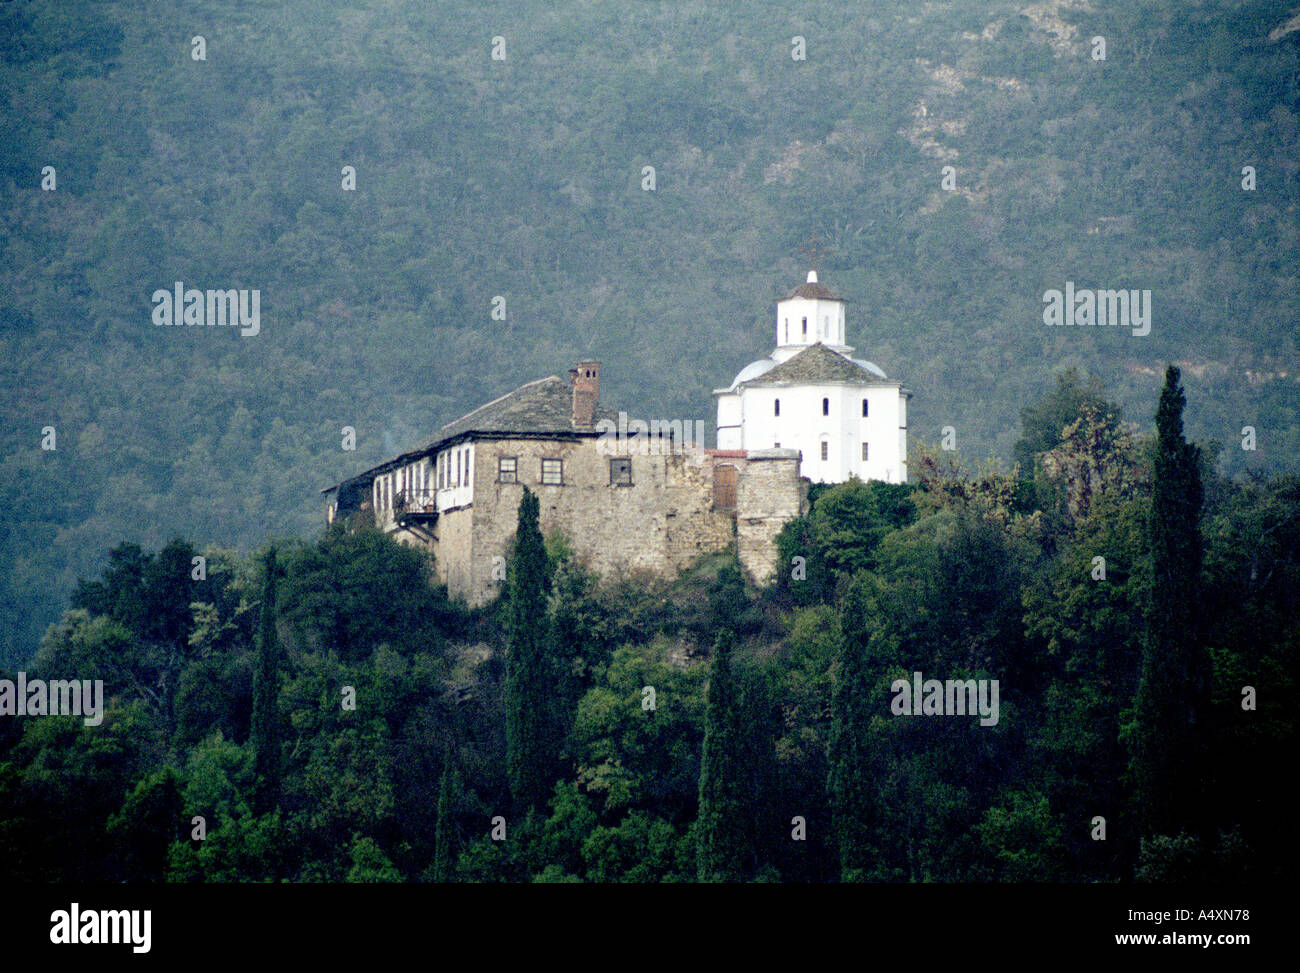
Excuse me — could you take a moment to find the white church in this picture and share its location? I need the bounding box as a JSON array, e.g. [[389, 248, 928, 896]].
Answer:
[[714, 270, 910, 484]]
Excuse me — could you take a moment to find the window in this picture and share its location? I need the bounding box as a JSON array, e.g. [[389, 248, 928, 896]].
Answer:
[[862, 399, 869, 417], [498, 457, 517, 483], [862, 442, 869, 461], [801, 316, 807, 336], [822, 397, 829, 416], [774, 442, 780, 448], [774, 398, 780, 417], [784, 319, 789, 343], [541, 458, 563, 485], [609, 457, 632, 486], [464, 448, 471, 488], [820, 442, 829, 461]]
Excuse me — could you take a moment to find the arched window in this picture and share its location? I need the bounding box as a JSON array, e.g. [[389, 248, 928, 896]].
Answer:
[[801, 316, 807, 336], [774, 398, 780, 417], [822, 397, 829, 416]]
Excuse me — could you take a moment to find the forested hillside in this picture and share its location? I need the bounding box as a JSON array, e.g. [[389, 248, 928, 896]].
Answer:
[[2, 0, 1298, 661], [1, 369, 1294, 882]]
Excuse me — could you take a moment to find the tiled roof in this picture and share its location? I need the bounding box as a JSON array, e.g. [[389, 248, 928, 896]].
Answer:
[[784, 280, 841, 300], [423, 375, 616, 448], [324, 375, 617, 491], [737, 343, 894, 388]]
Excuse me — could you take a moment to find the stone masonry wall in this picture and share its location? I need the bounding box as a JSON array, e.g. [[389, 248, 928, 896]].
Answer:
[[380, 438, 806, 607], [458, 437, 738, 606], [734, 451, 807, 586], [435, 505, 474, 597]]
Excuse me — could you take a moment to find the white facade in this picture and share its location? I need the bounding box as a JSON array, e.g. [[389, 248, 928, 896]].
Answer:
[[771, 293, 848, 361], [369, 442, 476, 529], [714, 271, 910, 485]]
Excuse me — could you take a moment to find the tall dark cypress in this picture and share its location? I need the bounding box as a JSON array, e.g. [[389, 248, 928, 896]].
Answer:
[[1132, 365, 1208, 837], [251, 547, 282, 815], [504, 488, 555, 810], [828, 573, 877, 881], [696, 629, 750, 882], [432, 742, 462, 882]]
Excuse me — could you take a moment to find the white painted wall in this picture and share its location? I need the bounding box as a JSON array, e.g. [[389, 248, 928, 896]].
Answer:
[[435, 443, 474, 511], [772, 294, 848, 361], [714, 382, 908, 483]]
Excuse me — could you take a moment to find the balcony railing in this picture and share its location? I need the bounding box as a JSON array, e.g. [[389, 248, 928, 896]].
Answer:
[[393, 488, 439, 514]]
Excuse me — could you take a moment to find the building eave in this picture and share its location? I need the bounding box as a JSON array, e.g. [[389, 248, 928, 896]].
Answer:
[[321, 427, 606, 495]]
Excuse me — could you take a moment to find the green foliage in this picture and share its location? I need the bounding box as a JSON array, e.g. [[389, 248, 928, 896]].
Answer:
[[696, 630, 752, 882], [571, 638, 705, 820], [107, 766, 184, 882], [1131, 366, 1210, 837], [504, 488, 559, 810], [346, 834, 403, 883], [828, 574, 883, 882], [250, 548, 282, 816], [1014, 369, 1121, 480], [0, 369, 1294, 884], [3, 0, 1297, 668], [973, 789, 1067, 882], [432, 744, 462, 883], [277, 525, 451, 661], [777, 481, 918, 604]]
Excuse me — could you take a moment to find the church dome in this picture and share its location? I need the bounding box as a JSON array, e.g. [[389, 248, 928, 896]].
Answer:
[[729, 358, 776, 388], [852, 358, 887, 378]]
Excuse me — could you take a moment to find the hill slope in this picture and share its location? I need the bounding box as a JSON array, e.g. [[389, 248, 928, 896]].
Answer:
[[2, 0, 1298, 660]]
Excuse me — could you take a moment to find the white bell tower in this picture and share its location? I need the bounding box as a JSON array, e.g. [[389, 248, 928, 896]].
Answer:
[[773, 270, 851, 363]]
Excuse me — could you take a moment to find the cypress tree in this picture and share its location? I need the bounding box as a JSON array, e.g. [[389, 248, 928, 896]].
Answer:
[[504, 488, 555, 810], [432, 743, 462, 882], [696, 628, 750, 882], [828, 573, 878, 881], [251, 548, 282, 815], [1132, 365, 1208, 837]]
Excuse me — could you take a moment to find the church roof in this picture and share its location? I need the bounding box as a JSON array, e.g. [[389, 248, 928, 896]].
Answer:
[[783, 280, 842, 301], [735, 343, 893, 388]]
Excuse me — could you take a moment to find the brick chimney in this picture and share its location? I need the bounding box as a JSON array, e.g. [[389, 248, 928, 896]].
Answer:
[[570, 360, 600, 428]]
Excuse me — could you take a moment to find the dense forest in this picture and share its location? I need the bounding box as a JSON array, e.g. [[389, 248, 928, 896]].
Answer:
[[1, 368, 1294, 882], [3, 0, 1299, 661]]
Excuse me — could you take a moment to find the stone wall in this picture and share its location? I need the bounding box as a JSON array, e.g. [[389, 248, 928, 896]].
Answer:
[[378, 437, 806, 607], [436, 505, 475, 597], [458, 437, 738, 606], [733, 450, 806, 586]]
